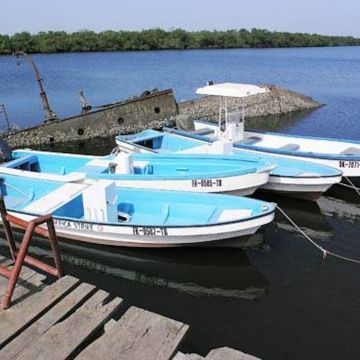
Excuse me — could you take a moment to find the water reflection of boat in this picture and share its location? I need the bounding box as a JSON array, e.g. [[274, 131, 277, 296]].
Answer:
[[256, 195, 335, 240], [318, 196, 360, 224], [325, 183, 360, 205], [0, 235, 269, 300]]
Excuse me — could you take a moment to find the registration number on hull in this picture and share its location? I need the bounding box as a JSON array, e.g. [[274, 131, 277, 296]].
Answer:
[[133, 227, 168, 236], [192, 179, 222, 188], [339, 161, 360, 168]]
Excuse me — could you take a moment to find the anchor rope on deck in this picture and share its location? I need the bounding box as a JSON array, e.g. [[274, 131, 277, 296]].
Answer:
[[277, 205, 360, 265]]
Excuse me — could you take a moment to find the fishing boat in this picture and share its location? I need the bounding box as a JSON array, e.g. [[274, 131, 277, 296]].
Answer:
[[116, 129, 342, 200], [0, 174, 275, 247], [190, 82, 360, 186], [0, 149, 274, 196]]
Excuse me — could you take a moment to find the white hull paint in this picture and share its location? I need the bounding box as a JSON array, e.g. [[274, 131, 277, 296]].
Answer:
[[240, 143, 359, 178], [116, 135, 342, 199], [193, 121, 359, 178], [1, 150, 270, 197], [114, 171, 269, 196], [5, 211, 275, 248]]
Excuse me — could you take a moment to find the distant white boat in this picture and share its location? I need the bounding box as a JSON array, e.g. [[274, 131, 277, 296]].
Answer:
[[192, 82, 360, 186]]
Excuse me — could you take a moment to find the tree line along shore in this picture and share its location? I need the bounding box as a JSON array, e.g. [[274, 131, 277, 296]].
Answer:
[[0, 28, 359, 54]]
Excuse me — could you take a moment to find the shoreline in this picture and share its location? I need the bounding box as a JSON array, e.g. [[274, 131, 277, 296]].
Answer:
[[1, 44, 360, 57]]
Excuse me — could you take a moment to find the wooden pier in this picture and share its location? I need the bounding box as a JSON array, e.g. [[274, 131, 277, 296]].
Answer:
[[0, 255, 260, 359]]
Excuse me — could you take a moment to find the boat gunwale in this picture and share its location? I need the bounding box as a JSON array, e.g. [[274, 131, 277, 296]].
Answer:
[[8, 205, 276, 229], [120, 129, 343, 179], [191, 119, 360, 161], [9, 150, 270, 181]]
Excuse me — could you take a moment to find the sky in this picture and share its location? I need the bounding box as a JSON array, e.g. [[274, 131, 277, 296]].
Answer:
[[1, 0, 360, 37]]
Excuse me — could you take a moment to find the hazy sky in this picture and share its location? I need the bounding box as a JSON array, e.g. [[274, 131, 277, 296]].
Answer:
[[1, 0, 359, 36]]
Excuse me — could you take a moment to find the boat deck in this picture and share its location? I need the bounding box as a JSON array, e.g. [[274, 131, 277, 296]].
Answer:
[[0, 254, 260, 360]]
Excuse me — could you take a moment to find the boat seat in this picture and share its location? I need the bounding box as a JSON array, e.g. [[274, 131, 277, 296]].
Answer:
[[217, 209, 253, 222], [3, 155, 38, 169], [234, 136, 262, 145], [23, 183, 89, 214], [340, 147, 360, 155], [190, 128, 214, 136], [278, 144, 300, 151], [4, 194, 33, 209]]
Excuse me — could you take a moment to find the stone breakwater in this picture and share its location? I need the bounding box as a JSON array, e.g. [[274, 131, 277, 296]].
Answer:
[[2, 85, 322, 148], [178, 85, 322, 121]]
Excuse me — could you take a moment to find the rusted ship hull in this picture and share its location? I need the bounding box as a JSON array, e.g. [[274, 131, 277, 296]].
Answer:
[[3, 89, 178, 148]]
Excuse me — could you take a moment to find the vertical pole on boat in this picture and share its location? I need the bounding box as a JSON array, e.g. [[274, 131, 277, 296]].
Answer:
[[0, 196, 17, 262], [13, 51, 58, 123]]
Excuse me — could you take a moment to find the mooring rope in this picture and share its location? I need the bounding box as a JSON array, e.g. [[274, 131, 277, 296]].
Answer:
[[277, 205, 360, 265], [341, 176, 360, 198]]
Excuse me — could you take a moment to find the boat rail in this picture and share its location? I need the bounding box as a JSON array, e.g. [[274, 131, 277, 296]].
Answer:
[[0, 196, 64, 309]]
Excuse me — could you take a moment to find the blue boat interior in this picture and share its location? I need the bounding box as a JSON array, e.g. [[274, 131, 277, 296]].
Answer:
[[120, 129, 342, 178], [0, 174, 274, 226], [4, 149, 270, 180]]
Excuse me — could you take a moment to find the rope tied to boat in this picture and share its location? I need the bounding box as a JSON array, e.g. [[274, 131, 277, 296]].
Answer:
[[277, 205, 360, 265], [338, 176, 360, 199]]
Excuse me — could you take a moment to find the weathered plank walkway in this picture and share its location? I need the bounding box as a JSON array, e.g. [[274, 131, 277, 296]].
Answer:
[[0, 255, 260, 359]]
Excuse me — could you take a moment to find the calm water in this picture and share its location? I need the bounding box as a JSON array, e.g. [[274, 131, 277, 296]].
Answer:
[[1, 47, 360, 138], [1, 48, 360, 359]]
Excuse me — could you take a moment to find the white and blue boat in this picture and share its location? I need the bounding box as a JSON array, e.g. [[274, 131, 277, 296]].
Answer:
[[0, 174, 275, 247], [116, 83, 345, 200], [190, 83, 360, 186], [0, 149, 274, 196], [116, 129, 342, 200]]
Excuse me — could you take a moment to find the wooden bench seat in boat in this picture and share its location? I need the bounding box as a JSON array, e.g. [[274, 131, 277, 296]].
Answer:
[[3, 155, 38, 170], [340, 147, 360, 155], [278, 143, 300, 151], [23, 183, 89, 215]]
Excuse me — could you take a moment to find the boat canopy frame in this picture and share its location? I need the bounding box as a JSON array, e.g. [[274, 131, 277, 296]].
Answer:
[[195, 83, 269, 138]]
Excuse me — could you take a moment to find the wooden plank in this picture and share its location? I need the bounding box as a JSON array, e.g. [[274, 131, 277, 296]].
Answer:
[[76, 306, 189, 360], [16, 290, 122, 360], [206, 347, 261, 360], [0, 282, 95, 360], [0, 255, 46, 304], [174, 352, 205, 359], [0, 275, 79, 346]]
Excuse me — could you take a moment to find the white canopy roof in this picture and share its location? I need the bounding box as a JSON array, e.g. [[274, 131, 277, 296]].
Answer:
[[196, 83, 269, 98]]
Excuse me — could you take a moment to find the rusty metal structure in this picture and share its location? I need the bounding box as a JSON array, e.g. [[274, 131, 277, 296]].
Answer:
[[0, 196, 64, 309], [0, 104, 11, 131], [14, 51, 58, 123]]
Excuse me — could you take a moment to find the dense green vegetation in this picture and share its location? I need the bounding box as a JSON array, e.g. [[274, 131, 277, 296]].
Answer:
[[0, 28, 359, 54]]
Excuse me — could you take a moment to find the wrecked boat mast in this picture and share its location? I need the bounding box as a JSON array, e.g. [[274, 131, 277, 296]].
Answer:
[[14, 51, 58, 123]]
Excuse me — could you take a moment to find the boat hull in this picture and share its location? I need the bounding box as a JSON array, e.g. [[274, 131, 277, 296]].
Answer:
[[116, 133, 342, 200], [259, 173, 342, 200], [5, 210, 275, 248], [236, 146, 360, 183], [4, 149, 271, 197]]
